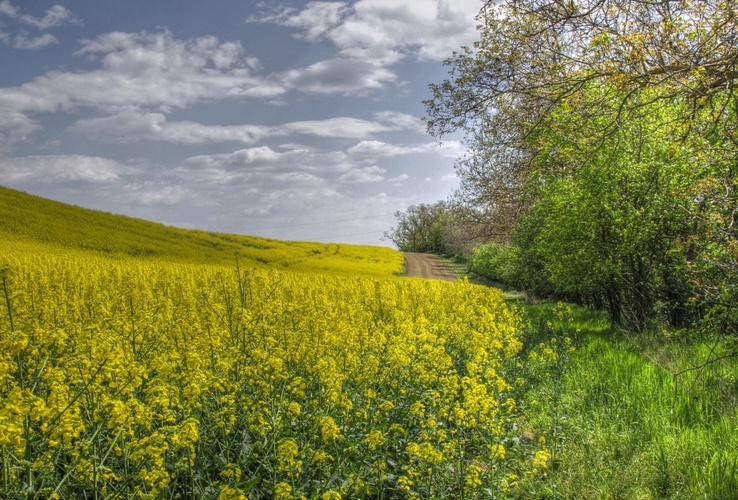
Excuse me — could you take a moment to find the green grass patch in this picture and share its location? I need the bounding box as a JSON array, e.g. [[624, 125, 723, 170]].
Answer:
[[507, 301, 738, 499]]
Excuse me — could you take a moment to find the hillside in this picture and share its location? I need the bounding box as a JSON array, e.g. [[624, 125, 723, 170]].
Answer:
[[0, 185, 403, 277]]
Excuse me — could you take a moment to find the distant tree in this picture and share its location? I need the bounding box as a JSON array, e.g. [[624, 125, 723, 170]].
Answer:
[[441, 204, 496, 259], [384, 202, 452, 254]]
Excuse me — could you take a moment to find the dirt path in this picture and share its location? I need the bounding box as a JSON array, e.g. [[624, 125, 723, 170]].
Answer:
[[404, 252, 457, 282]]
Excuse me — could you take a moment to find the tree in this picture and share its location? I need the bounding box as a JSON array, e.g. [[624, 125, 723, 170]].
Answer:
[[520, 84, 701, 327], [383, 202, 452, 254], [427, 0, 738, 227], [426, 0, 738, 332]]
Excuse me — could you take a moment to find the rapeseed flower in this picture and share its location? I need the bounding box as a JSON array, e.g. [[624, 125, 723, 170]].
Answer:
[[0, 245, 525, 498], [319, 416, 341, 443], [274, 481, 293, 499]]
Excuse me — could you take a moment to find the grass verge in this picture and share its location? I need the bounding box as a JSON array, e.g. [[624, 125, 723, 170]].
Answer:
[[506, 301, 738, 499]]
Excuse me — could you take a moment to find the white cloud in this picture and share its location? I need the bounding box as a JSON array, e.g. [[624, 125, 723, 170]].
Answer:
[[0, 1, 17, 18], [69, 112, 167, 141], [434, 139, 466, 158], [161, 121, 270, 145], [69, 112, 419, 144], [69, 112, 272, 145], [255, 0, 480, 64], [271, 2, 349, 42], [389, 173, 410, 184], [0, 30, 283, 115], [272, 171, 325, 185], [0, 1, 82, 29], [373, 111, 425, 133], [253, 0, 479, 95], [0, 111, 37, 151], [348, 138, 466, 158], [179, 146, 354, 177], [12, 32, 58, 50], [339, 165, 385, 183], [281, 116, 391, 138], [280, 57, 396, 94], [240, 185, 345, 218], [0, 155, 121, 184], [24, 4, 81, 29], [348, 140, 428, 156], [0, 2, 80, 53], [122, 183, 189, 206]]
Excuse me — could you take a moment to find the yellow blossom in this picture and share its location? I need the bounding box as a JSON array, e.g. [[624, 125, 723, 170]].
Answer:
[[319, 416, 341, 443], [274, 481, 293, 499]]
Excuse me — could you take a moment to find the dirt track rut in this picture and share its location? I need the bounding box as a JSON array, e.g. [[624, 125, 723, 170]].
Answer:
[[403, 252, 457, 282]]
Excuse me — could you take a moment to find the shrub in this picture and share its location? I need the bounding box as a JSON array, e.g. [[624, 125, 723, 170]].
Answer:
[[469, 242, 521, 289]]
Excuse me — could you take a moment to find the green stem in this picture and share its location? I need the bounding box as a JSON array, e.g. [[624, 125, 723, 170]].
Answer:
[[2, 446, 8, 496], [2, 275, 13, 332]]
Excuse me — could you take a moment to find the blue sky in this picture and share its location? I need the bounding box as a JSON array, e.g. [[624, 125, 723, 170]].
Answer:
[[0, 0, 480, 245]]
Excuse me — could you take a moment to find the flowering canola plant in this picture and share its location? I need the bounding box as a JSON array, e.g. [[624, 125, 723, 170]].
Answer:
[[1, 242, 524, 498]]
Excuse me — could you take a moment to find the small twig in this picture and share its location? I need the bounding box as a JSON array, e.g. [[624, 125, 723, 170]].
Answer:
[[673, 340, 738, 406]]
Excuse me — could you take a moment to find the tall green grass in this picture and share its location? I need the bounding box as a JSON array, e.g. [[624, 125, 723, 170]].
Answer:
[[508, 301, 738, 499]]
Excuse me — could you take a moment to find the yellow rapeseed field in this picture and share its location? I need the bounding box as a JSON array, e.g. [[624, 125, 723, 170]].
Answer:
[[1, 240, 525, 498]]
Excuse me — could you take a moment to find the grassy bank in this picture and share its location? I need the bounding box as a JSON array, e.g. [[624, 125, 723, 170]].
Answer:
[[508, 301, 738, 499]]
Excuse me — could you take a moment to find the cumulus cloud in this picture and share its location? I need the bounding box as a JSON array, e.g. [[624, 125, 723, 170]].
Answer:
[[0, 1, 80, 53], [0, 30, 282, 116], [172, 146, 369, 225], [389, 173, 410, 184], [348, 138, 466, 158], [348, 140, 429, 156], [0, 1, 82, 29], [258, 2, 349, 42], [255, 0, 480, 64], [12, 32, 58, 49], [251, 0, 479, 95], [121, 183, 189, 206], [69, 112, 272, 145], [279, 57, 396, 94], [0, 111, 38, 151], [180, 146, 354, 177], [240, 185, 345, 219], [373, 111, 425, 133], [272, 171, 325, 185], [281, 117, 391, 138], [339, 165, 385, 183]]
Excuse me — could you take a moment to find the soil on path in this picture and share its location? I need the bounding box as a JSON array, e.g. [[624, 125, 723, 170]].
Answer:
[[404, 252, 457, 282]]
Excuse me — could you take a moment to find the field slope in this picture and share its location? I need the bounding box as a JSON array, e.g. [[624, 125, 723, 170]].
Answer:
[[0, 185, 403, 277]]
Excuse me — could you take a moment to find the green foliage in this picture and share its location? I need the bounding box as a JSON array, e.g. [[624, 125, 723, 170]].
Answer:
[[0, 185, 404, 278], [512, 85, 702, 329], [468, 242, 520, 289], [384, 202, 452, 254], [426, 0, 738, 335], [509, 302, 738, 498]]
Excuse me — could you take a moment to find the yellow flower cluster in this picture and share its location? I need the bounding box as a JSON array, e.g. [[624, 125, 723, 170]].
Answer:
[[0, 243, 523, 498]]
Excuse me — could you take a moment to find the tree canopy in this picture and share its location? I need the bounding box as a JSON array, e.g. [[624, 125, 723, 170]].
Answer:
[[426, 0, 738, 332]]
